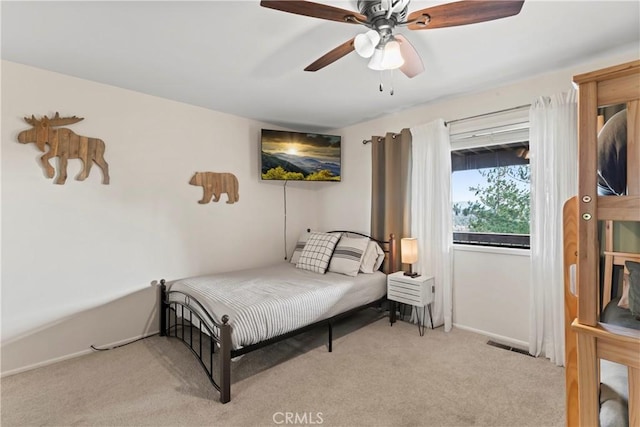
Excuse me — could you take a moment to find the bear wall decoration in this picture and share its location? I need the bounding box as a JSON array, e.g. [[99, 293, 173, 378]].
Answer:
[[189, 172, 239, 204]]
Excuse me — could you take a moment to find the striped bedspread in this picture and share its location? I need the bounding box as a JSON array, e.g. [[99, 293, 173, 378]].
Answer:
[[168, 262, 386, 349]]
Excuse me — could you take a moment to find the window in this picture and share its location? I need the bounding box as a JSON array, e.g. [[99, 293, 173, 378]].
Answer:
[[451, 142, 530, 248], [448, 106, 531, 249]]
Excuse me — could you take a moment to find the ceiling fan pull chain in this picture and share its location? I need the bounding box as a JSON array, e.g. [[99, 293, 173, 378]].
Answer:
[[378, 71, 395, 95], [390, 70, 395, 96]]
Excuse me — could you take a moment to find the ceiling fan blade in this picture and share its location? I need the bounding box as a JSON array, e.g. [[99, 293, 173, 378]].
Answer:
[[305, 38, 356, 72], [396, 35, 424, 78], [260, 1, 366, 24], [407, 0, 525, 30]]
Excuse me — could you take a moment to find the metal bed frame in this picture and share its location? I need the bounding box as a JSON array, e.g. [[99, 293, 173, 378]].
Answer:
[[158, 231, 396, 403]]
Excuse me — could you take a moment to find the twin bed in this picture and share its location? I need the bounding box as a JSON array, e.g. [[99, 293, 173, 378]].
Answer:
[[159, 231, 396, 403]]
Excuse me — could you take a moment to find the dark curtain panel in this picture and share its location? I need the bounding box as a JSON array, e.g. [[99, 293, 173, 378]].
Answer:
[[370, 128, 412, 273]]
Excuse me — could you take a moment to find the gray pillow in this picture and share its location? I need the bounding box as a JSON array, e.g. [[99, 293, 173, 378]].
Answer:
[[625, 260, 640, 319]]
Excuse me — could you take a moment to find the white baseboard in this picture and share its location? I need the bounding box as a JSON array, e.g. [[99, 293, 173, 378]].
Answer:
[[1, 330, 159, 378], [453, 323, 528, 351]]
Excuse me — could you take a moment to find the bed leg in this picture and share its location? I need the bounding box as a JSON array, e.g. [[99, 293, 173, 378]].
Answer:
[[328, 321, 333, 353], [577, 333, 599, 426], [159, 280, 167, 337], [219, 315, 231, 403]]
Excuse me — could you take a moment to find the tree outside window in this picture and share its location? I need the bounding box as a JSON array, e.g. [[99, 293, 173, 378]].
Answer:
[[452, 143, 530, 248]]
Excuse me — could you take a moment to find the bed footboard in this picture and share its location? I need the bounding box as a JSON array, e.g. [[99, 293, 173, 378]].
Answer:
[[159, 280, 232, 403], [158, 281, 386, 404]]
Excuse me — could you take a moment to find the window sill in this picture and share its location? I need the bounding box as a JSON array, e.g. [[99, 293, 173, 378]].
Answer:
[[453, 244, 531, 257]]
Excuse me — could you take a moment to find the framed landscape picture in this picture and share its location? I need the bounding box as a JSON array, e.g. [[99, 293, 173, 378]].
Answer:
[[260, 129, 341, 181]]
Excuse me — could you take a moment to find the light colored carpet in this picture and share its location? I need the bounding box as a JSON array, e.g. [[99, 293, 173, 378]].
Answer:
[[1, 310, 564, 426]]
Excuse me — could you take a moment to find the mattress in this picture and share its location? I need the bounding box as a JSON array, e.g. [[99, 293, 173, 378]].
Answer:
[[167, 262, 387, 349], [601, 296, 640, 331]]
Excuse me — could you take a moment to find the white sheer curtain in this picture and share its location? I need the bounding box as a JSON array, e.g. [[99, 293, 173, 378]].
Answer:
[[529, 90, 577, 366], [410, 119, 453, 331]]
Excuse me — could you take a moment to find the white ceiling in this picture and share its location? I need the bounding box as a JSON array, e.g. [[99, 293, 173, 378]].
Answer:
[[2, 1, 639, 132]]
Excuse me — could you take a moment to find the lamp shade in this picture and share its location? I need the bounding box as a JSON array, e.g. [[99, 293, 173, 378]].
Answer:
[[367, 40, 405, 71], [354, 30, 381, 59], [367, 47, 386, 71], [401, 238, 418, 264], [381, 40, 404, 69]]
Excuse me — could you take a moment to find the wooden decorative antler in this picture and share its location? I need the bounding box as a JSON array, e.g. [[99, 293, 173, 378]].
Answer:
[[23, 112, 84, 127], [47, 112, 84, 127], [24, 114, 39, 126]]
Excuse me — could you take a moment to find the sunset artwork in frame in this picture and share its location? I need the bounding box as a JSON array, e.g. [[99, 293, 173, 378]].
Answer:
[[260, 129, 341, 182]]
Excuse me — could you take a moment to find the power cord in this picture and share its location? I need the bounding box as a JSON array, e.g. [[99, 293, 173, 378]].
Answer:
[[283, 180, 288, 260], [90, 332, 159, 351]]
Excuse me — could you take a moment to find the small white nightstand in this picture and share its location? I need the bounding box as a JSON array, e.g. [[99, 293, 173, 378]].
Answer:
[[387, 271, 434, 336]]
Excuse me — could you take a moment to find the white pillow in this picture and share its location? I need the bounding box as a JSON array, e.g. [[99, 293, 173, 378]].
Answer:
[[290, 230, 311, 264], [328, 236, 369, 277], [296, 232, 341, 274], [360, 241, 385, 273]]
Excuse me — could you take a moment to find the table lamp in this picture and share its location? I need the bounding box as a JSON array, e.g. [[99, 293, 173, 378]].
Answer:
[[401, 237, 419, 278]]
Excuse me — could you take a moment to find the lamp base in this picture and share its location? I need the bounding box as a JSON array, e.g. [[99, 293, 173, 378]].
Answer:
[[403, 271, 420, 278]]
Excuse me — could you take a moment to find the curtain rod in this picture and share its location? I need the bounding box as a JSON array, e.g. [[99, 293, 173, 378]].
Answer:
[[362, 103, 531, 144], [445, 104, 531, 126], [362, 132, 399, 145]]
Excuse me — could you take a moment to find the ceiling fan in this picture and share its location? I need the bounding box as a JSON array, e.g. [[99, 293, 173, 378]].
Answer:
[[260, 0, 525, 79]]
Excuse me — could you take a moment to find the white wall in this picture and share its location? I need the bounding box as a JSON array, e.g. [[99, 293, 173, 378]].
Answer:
[[320, 44, 640, 347], [452, 246, 531, 347], [0, 61, 320, 374]]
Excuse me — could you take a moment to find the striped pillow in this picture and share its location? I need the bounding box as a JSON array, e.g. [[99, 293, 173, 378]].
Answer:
[[289, 230, 311, 264], [328, 236, 369, 276], [296, 232, 341, 274]]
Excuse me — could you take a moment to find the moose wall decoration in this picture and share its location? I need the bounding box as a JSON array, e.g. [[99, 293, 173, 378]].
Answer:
[[17, 112, 110, 185], [189, 172, 239, 204]]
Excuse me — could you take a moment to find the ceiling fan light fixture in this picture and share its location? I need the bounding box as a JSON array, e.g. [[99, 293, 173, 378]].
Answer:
[[382, 39, 404, 69], [354, 30, 381, 58], [368, 39, 405, 71], [367, 47, 386, 71]]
